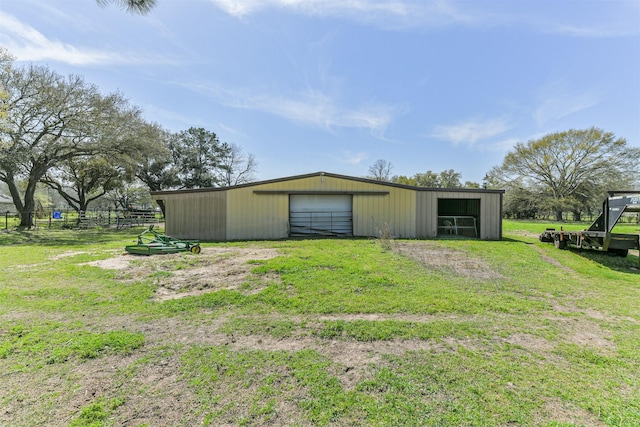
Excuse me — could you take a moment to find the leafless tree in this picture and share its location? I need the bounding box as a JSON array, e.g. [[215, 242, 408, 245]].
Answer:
[[218, 143, 258, 186], [368, 159, 393, 182]]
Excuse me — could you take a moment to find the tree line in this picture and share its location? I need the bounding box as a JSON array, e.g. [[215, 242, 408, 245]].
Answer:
[[95, 0, 640, 223], [3, 46, 638, 228], [368, 127, 639, 222], [0, 49, 256, 227], [367, 159, 480, 188]]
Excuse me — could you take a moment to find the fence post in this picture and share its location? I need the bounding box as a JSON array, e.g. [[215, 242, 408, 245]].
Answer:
[[4, 211, 7, 230]]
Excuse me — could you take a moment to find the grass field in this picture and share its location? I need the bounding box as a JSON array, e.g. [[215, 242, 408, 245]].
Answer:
[[1, 220, 639, 426]]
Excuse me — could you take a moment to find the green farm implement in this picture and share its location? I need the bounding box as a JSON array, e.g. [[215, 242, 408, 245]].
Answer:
[[125, 225, 201, 255]]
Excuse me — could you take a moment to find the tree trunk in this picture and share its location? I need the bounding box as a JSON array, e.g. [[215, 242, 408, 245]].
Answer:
[[572, 210, 582, 222], [155, 199, 166, 217], [19, 181, 39, 228], [555, 209, 563, 222], [2, 175, 33, 228], [3, 176, 24, 221]]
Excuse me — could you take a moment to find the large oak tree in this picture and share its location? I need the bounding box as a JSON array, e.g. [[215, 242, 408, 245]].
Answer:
[[489, 128, 640, 221], [0, 63, 147, 227], [41, 112, 158, 214]]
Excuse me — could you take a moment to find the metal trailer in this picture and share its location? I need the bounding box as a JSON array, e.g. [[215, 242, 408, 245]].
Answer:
[[539, 192, 640, 259]]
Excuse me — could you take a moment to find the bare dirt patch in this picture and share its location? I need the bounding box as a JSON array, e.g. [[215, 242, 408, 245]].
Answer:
[[392, 241, 503, 280], [504, 333, 554, 352], [508, 230, 542, 239], [49, 250, 89, 260], [90, 247, 281, 300], [532, 244, 575, 273], [85, 254, 131, 270], [125, 315, 462, 394], [0, 341, 201, 427], [539, 398, 608, 427], [546, 315, 617, 353], [3, 241, 632, 426]]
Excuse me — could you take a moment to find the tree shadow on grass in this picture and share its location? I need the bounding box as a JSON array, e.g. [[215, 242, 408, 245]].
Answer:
[[503, 235, 640, 275], [571, 249, 640, 275], [501, 236, 533, 243]]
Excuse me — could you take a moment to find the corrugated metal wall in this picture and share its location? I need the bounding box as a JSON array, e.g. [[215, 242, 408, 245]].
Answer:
[[480, 192, 503, 240], [226, 174, 415, 239], [416, 191, 502, 240], [227, 186, 289, 240], [165, 191, 227, 241], [155, 173, 502, 241], [352, 191, 415, 238]]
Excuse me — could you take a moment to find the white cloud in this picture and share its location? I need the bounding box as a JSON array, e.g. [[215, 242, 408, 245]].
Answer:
[[533, 94, 600, 127], [533, 81, 602, 126], [431, 116, 512, 147], [487, 137, 520, 152], [0, 12, 166, 65], [208, 0, 262, 17], [208, 0, 639, 37], [187, 83, 397, 137], [209, 0, 414, 17], [339, 150, 368, 165], [550, 23, 638, 38], [208, 0, 483, 29], [536, 0, 640, 38]]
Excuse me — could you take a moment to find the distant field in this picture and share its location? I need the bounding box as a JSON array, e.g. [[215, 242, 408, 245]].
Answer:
[[1, 221, 639, 426], [503, 217, 640, 235]]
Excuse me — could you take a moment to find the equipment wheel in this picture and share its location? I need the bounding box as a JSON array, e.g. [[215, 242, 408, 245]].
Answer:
[[608, 248, 628, 257], [554, 236, 566, 249], [190, 244, 201, 254]]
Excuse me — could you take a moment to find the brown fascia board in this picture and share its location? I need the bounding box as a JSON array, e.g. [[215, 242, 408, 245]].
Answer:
[[150, 171, 506, 196]]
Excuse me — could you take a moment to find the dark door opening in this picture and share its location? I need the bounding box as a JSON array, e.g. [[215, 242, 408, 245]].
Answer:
[[437, 198, 480, 238]]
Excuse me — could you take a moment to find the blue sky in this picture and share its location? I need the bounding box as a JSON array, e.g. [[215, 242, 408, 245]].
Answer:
[[1, 0, 639, 184]]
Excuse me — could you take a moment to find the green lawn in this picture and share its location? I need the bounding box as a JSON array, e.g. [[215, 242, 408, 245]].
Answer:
[[1, 221, 639, 426]]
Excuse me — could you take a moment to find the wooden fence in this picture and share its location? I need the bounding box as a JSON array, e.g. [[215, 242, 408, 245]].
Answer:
[[2, 209, 164, 230]]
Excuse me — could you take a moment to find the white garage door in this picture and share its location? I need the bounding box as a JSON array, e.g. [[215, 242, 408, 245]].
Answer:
[[289, 195, 352, 236]]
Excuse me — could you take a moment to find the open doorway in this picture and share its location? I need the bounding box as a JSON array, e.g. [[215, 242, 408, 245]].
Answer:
[[437, 198, 480, 238]]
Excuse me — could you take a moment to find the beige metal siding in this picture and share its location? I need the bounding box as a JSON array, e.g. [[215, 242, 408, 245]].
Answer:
[[416, 191, 502, 240], [228, 174, 415, 239], [154, 173, 502, 241], [163, 192, 227, 241], [227, 186, 289, 240], [416, 191, 436, 238], [353, 191, 415, 238], [480, 192, 502, 240]]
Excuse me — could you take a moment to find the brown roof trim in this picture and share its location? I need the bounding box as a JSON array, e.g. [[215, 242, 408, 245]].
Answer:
[[150, 171, 505, 196], [254, 190, 389, 195]]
